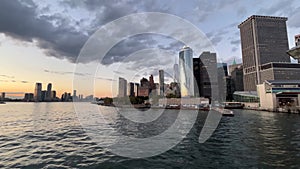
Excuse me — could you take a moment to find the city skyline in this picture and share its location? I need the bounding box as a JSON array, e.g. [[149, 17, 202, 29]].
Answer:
[[1, 1, 300, 98]]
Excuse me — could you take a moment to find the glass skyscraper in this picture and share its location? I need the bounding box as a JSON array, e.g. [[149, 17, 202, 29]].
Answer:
[[179, 46, 194, 97]]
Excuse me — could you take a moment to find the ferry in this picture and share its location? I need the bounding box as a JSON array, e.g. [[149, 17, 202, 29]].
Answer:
[[224, 102, 244, 109]]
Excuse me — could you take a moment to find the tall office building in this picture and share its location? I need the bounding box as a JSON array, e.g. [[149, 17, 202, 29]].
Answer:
[[199, 52, 218, 99], [118, 77, 127, 97], [179, 46, 194, 97], [46, 83, 52, 101], [127, 82, 135, 97], [193, 58, 201, 97], [239, 15, 290, 91], [159, 70, 164, 96], [34, 82, 42, 102]]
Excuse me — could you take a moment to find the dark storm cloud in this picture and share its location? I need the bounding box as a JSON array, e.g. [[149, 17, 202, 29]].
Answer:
[[0, 0, 88, 63]]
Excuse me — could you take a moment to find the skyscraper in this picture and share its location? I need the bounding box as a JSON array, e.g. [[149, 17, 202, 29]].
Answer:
[[118, 77, 127, 97], [46, 83, 52, 101], [199, 52, 218, 99], [34, 82, 42, 102], [179, 46, 194, 97], [239, 15, 290, 91], [193, 58, 200, 97], [159, 70, 164, 96]]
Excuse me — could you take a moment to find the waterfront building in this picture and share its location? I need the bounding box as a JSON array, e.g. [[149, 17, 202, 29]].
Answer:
[[257, 80, 300, 113], [118, 77, 127, 98], [73, 90, 77, 100], [24, 93, 34, 102], [217, 63, 228, 101], [127, 82, 135, 97], [193, 58, 201, 97], [159, 70, 164, 96], [233, 91, 259, 103], [239, 15, 290, 91], [34, 82, 42, 102], [179, 46, 194, 97], [41, 90, 47, 101], [1, 92, 5, 100], [134, 83, 139, 97], [138, 78, 150, 97], [46, 83, 52, 101], [158, 97, 209, 108], [51, 91, 56, 99], [199, 52, 218, 99]]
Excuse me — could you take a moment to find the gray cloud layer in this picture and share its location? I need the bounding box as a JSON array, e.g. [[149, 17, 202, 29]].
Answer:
[[0, 0, 300, 66]]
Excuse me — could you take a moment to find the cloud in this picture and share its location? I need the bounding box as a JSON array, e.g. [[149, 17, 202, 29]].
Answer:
[[230, 39, 241, 45], [96, 77, 116, 82], [44, 69, 91, 76], [257, 0, 296, 16], [0, 74, 15, 79], [21, 81, 30, 83], [0, 0, 89, 63]]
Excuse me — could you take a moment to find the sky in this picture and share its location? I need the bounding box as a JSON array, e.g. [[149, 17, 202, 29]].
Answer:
[[0, 0, 300, 98]]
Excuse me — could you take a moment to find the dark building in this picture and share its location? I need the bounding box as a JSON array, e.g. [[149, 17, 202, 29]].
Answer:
[[24, 93, 34, 102], [41, 90, 47, 101], [34, 82, 42, 102], [217, 63, 228, 102], [260, 62, 300, 81], [239, 15, 290, 91], [46, 83, 52, 101], [231, 64, 244, 91], [193, 58, 201, 97], [199, 52, 218, 99], [149, 75, 156, 90], [139, 78, 150, 97], [128, 82, 135, 97]]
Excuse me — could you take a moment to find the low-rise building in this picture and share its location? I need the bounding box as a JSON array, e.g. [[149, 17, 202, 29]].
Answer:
[[257, 80, 300, 113]]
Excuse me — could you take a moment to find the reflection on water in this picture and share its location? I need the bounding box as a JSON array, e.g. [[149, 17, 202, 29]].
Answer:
[[0, 103, 300, 168]]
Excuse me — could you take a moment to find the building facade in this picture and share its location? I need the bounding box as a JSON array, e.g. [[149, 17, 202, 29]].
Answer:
[[193, 58, 201, 97], [118, 77, 127, 98], [179, 46, 194, 97], [159, 70, 164, 96], [239, 15, 290, 91], [34, 82, 42, 102], [199, 52, 218, 99]]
